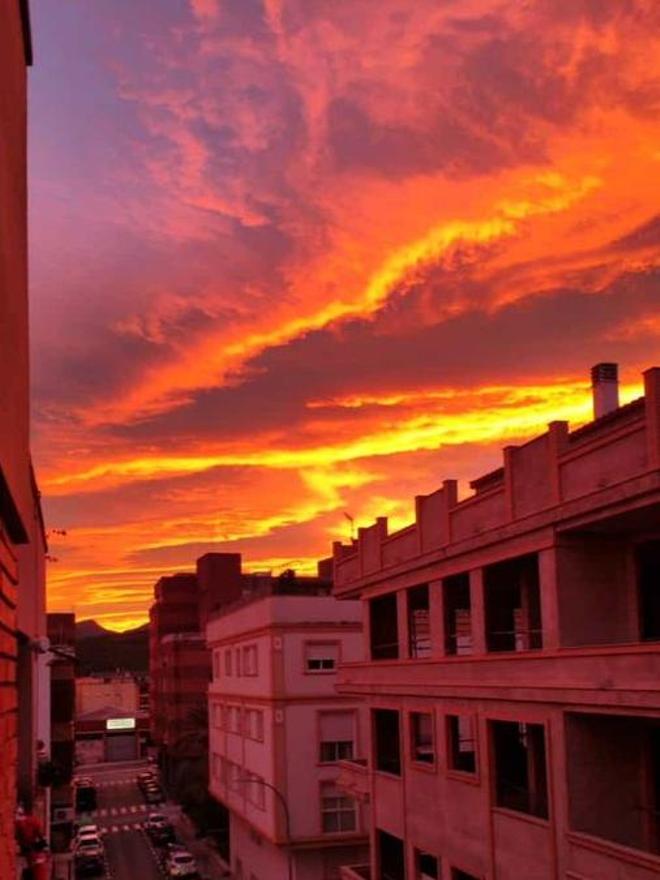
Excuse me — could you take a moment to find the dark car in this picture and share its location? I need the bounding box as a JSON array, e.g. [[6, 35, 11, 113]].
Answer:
[[75, 785, 97, 813], [144, 784, 164, 804], [74, 837, 104, 876]]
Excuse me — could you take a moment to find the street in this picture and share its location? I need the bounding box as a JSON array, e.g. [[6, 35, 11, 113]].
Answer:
[[74, 761, 179, 880]]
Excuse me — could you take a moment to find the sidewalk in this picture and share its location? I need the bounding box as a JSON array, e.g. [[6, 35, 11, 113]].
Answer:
[[173, 811, 231, 879]]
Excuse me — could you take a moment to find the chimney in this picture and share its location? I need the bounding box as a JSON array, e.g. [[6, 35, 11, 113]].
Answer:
[[591, 362, 619, 419]]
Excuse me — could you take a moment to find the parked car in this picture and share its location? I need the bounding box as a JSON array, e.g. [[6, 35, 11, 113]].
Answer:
[[74, 824, 100, 841], [75, 784, 97, 813], [74, 837, 104, 876], [146, 813, 174, 843], [144, 783, 164, 804], [165, 849, 198, 878], [137, 771, 156, 787]]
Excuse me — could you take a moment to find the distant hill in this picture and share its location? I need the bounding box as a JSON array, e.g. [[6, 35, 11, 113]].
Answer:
[[75, 619, 112, 639], [75, 621, 149, 675]]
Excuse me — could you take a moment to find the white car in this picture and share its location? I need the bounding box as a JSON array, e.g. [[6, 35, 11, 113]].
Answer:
[[75, 824, 100, 840], [165, 850, 198, 877], [74, 834, 103, 852]]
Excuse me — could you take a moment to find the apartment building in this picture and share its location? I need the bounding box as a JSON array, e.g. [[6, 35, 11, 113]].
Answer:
[[332, 364, 660, 880], [149, 555, 247, 788], [207, 562, 370, 880], [1, 3, 49, 875]]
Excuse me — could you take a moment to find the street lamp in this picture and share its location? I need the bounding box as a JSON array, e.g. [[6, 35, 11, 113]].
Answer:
[[238, 777, 293, 880]]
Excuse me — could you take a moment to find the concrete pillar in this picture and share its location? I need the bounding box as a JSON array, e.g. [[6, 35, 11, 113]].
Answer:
[[538, 548, 560, 650], [469, 568, 487, 655], [429, 578, 446, 659], [397, 590, 409, 660]]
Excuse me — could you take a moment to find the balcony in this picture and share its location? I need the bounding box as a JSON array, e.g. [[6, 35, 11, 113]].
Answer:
[[337, 757, 370, 802], [340, 866, 371, 880]]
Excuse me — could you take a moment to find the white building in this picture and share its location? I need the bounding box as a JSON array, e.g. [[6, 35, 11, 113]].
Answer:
[[206, 570, 370, 880]]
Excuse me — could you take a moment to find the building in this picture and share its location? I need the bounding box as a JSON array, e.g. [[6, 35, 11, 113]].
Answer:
[[207, 560, 370, 880], [76, 674, 139, 716], [74, 674, 146, 764], [47, 613, 76, 851], [331, 364, 660, 880], [149, 572, 199, 758], [1, 3, 49, 875]]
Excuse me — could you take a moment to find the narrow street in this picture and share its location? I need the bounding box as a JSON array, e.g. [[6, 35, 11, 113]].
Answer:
[[76, 761, 176, 880], [71, 760, 228, 880]]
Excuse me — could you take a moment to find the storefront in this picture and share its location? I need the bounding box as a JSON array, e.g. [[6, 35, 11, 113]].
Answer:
[[75, 707, 150, 764]]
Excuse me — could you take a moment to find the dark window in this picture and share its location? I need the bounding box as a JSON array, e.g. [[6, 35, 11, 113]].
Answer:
[[447, 715, 476, 774], [451, 871, 480, 880], [415, 849, 439, 879], [408, 585, 431, 658], [370, 593, 399, 660], [411, 713, 435, 764], [485, 555, 542, 652], [377, 829, 405, 880], [637, 541, 660, 640], [319, 741, 354, 763], [374, 709, 401, 776], [492, 720, 548, 819], [444, 573, 472, 655]]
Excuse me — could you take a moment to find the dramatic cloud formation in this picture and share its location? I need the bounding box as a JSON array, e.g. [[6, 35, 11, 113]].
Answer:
[[31, 0, 660, 628]]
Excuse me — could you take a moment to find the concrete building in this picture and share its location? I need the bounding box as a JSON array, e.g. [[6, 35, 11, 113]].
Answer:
[[207, 560, 369, 880], [1, 3, 49, 875], [332, 364, 660, 880], [76, 674, 139, 716]]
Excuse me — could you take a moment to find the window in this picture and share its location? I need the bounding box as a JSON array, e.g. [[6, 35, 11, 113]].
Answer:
[[451, 871, 480, 880], [491, 720, 548, 819], [374, 709, 401, 776], [415, 849, 439, 880], [244, 708, 264, 741], [245, 772, 265, 809], [319, 711, 355, 763], [213, 649, 221, 679], [411, 713, 435, 764], [225, 705, 241, 734], [408, 585, 431, 658], [305, 642, 339, 673], [235, 647, 242, 676], [447, 715, 476, 774], [485, 555, 542, 652], [224, 649, 232, 676], [212, 753, 222, 780], [377, 830, 405, 880], [444, 573, 472, 655], [370, 592, 399, 660], [637, 541, 660, 640], [212, 702, 223, 729], [243, 644, 258, 676], [320, 782, 357, 833]]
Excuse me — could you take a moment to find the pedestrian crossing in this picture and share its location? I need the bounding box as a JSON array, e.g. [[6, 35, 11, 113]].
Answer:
[[91, 804, 149, 818]]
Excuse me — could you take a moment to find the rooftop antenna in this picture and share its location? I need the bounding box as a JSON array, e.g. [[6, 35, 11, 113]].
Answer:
[[344, 512, 355, 541]]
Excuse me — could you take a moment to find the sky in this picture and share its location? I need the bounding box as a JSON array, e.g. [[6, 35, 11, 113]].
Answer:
[[30, 0, 660, 630]]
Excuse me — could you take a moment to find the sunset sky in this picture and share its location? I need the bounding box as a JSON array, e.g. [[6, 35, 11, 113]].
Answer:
[[31, 0, 660, 630]]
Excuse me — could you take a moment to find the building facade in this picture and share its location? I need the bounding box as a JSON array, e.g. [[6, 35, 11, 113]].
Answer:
[[207, 563, 369, 880], [332, 365, 660, 880], [1, 3, 49, 875], [47, 613, 76, 851]]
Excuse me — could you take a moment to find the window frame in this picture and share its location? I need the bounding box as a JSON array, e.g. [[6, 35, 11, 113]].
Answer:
[[446, 713, 479, 780], [303, 639, 341, 675], [409, 710, 436, 770], [319, 781, 358, 835]]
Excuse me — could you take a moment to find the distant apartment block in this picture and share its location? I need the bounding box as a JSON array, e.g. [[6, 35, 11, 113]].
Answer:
[[149, 554, 248, 787], [332, 364, 660, 880], [207, 560, 369, 880]]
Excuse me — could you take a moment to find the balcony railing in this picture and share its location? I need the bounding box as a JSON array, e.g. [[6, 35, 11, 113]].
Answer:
[[337, 757, 370, 802]]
